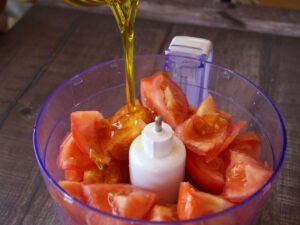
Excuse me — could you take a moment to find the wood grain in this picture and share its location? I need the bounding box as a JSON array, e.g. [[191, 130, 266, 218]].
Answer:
[[0, 4, 299, 225], [39, 0, 300, 37]]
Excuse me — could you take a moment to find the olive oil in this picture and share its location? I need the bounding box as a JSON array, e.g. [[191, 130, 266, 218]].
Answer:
[[65, 0, 139, 111]]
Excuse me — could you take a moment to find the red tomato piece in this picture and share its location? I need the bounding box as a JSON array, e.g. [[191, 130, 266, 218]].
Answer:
[[140, 71, 189, 128], [177, 182, 233, 220], [176, 114, 229, 156], [83, 184, 158, 216], [222, 131, 262, 160], [107, 105, 154, 161], [71, 111, 110, 155], [65, 169, 84, 182], [223, 151, 272, 203], [58, 181, 85, 202], [187, 150, 225, 194], [205, 120, 247, 162], [176, 95, 231, 156], [83, 161, 129, 184], [108, 189, 159, 219], [57, 133, 96, 170], [83, 169, 104, 184], [147, 204, 177, 221]]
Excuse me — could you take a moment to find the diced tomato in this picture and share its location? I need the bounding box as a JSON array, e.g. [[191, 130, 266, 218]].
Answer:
[[107, 105, 154, 161], [195, 95, 232, 121], [58, 181, 85, 202], [224, 132, 261, 159], [186, 150, 225, 194], [108, 189, 159, 219], [140, 72, 189, 128], [71, 111, 110, 155], [83, 184, 158, 216], [83, 161, 129, 184], [177, 182, 233, 220], [176, 113, 229, 156], [83, 169, 104, 184], [223, 151, 272, 203], [57, 133, 96, 170], [205, 120, 247, 162], [188, 104, 197, 116], [108, 99, 141, 124], [65, 169, 84, 182], [147, 204, 177, 221]]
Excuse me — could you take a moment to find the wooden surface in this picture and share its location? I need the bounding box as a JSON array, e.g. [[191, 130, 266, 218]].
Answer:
[[0, 4, 299, 225], [40, 0, 300, 37]]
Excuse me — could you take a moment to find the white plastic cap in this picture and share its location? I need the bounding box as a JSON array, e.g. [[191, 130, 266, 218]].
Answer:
[[142, 121, 174, 158], [168, 36, 212, 57]]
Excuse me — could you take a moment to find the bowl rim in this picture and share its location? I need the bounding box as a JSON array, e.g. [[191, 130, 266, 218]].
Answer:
[[33, 54, 287, 224]]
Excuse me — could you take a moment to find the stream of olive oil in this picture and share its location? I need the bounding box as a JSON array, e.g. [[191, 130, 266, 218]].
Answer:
[[65, 0, 139, 111]]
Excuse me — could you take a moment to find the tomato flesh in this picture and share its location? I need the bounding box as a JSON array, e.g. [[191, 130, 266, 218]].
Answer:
[[58, 181, 85, 202], [147, 204, 177, 221], [176, 109, 230, 156], [83, 183, 158, 217], [108, 188, 158, 219], [140, 72, 189, 128], [177, 182, 233, 220], [205, 120, 247, 162], [223, 151, 272, 203], [187, 150, 225, 194], [71, 111, 110, 155], [224, 131, 262, 159], [57, 133, 96, 170]]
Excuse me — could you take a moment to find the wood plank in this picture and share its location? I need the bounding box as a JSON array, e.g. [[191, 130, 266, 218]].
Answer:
[[0, 5, 171, 225], [0, 6, 80, 126], [40, 0, 300, 37]]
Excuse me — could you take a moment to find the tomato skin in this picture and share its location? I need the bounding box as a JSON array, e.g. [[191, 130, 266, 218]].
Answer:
[[83, 183, 158, 216], [177, 182, 233, 220], [140, 72, 189, 128], [223, 151, 272, 203], [57, 133, 96, 170], [147, 204, 177, 221], [187, 150, 225, 194], [71, 111, 110, 155]]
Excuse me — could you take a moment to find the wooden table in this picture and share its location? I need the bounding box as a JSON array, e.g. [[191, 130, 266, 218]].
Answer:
[[0, 4, 299, 225]]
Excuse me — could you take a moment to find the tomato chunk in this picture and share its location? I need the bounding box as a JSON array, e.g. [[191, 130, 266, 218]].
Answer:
[[176, 95, 231, 156], [205, 120, 247, 162], [177, 182, 233, 220], [58, 181, 85, 202], [147, 204, 177, 221], [224, 132, 262, 159], [107, 105, 154, 161], [71, 111, 110, 155], [65, 169, 84, 182], [83, 184, 158, 216], [57, 133, 96, 170], [140, 72, 189, 128], [187, 150, 225, 194], [108, 189, 158, 219], [223, 151, 272, 203]]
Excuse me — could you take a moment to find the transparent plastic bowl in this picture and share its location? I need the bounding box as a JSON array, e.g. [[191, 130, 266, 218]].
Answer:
[[33, 54, 286, 225]]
